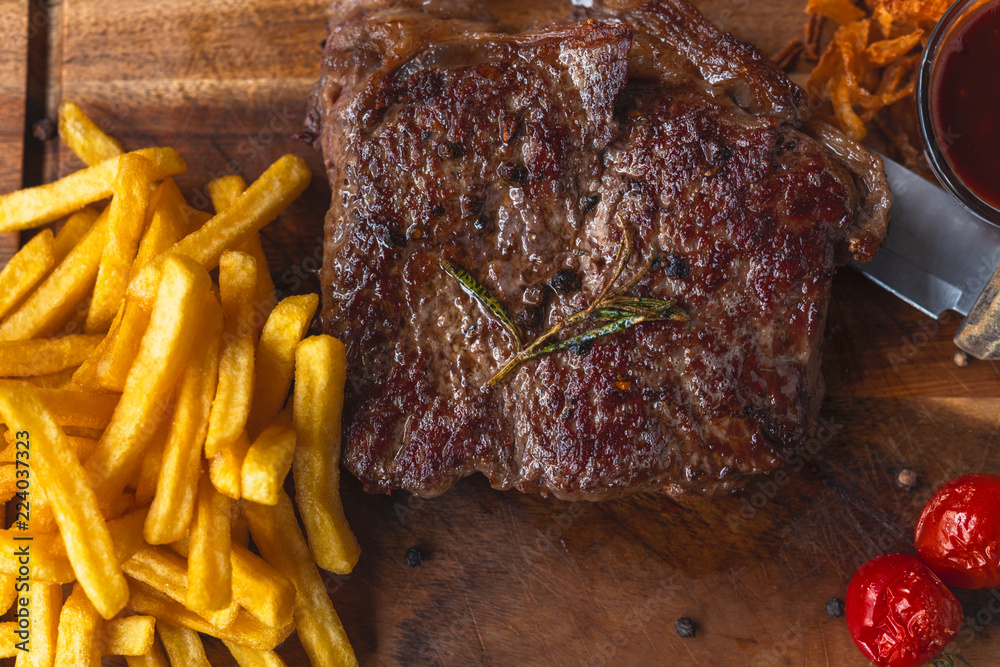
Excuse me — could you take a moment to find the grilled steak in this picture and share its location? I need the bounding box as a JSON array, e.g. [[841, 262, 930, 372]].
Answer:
[[312, 0, 889, 500]]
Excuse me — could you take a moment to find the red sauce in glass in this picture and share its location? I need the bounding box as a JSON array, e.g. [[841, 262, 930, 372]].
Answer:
[[931, 1, 1000, 210]]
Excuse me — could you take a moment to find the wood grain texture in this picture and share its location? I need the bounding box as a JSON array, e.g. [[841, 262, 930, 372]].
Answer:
[[0, 0, 27, 264], [45, 0, 1000, 665]]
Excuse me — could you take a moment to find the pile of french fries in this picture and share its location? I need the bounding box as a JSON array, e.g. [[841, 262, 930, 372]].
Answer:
[[0, 101, 361, 666]]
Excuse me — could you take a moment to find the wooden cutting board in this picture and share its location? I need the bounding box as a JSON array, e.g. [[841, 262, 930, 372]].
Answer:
[[4, 0, 1000, 664]]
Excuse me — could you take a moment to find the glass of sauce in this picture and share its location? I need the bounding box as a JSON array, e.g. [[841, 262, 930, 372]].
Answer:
[[917, 0, 1000, 223]]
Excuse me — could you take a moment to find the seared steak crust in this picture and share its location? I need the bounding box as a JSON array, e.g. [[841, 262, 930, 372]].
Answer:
[[315, 0, 889, 500]]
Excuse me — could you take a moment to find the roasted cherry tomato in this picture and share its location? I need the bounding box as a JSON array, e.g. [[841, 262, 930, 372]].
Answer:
[[915, 472, 1000, 589], [846, 553, 963, 667]]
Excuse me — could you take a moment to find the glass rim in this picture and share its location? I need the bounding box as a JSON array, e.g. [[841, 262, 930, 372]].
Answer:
[[916, 0, 1000, 225]]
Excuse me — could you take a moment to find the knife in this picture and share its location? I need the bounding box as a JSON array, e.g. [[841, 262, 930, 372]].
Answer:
[[851, 154, 1000, 359]]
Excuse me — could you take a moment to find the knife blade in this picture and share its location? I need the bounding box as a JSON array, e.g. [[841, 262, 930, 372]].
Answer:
[[852, 154, 1000, 320]]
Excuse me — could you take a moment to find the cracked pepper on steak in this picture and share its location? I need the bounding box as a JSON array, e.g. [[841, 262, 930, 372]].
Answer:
[[310, 0, 890, 500]]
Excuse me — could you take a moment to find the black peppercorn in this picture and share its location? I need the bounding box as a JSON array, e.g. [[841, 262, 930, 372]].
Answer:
[[825, 597, 844, 618], [404, 547, 424, 568], [654, 253, 690, 279], [516, 305, 542, 330], [580, 194, 600, 212], [438, 142, 463, 159], [474, 215, 493, 233], [498, 161, 528, 185], [384, 229, 406, 248], [674, 617, 696, 638], [32, 118, 56, 142], [550, 269, 581, 294]]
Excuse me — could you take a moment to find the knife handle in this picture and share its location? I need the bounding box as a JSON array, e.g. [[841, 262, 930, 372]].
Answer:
[[955, 262, 1000, 359]]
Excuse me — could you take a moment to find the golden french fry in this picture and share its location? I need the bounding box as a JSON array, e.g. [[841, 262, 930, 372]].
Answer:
[[244, 491, 358, 666], [0, 530, 74, 583], [14, 581, 61, 667], [0, 383, 127, 618], [58, 100, 124, 167], [0, 229, 54, 321], [204, 250, 257, 458], [134, 419, 169, 505], [0, 147, 186, 233], [207, 174, 247, 213], [123, 635, 169, 667], [0, 385, 119, 431], [241, 416, 295, 506], [53, 207, 100, 264], [247, 293, 318, 439], [157, 622, 211, 667], [0, 335, 103, 377], [294, 335, 360, 573], [2, 430, 98, 462], [124, 545, 239, 629], [0, 207, 109, 341], [0, 620, 20, 658], [209, 430, 251, 500], [84, 254, 211, 509], [0, 464, 17, 502], [145, 294, 222, 544], [187, 473, 233, 612], [102, 616, 156, 656], [224, 641, 289, 667], [0, 573, 13, 615], [95, 298, 152, 392], [86, 153, 156, 333], [54, 583, 103, 667], [133, 178, 189, 276], [21, 367, 77, 388], [126, 578, 294, 651], [231, 499, 250, 547], [240, 233, 278, 331], [169, 154, 310, 270]]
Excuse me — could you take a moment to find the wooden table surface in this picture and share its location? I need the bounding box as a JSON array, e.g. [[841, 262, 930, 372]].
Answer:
[[3, 1, 1000, 665]]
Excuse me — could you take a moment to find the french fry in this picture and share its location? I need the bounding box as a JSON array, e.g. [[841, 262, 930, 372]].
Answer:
[[157, 622, 211, 667], [58, 100, 124, 167], [124, 635, 169, 667], [0, 530, 75, 583], [293, 335, 360, 573], [134, 419, 169, 505], [187, 473, 233, 612], [95, 298, 152, 392], [0, 464, 17, 502], [14, 581, 61, 667], [0, 229, 54, 321], [102, 616, 156, 656], [231, 499, 251, 547], [247, 293, 318, 439], [84, 254, 210, 509], [133, 178, 190, 276], [124, 545, 239, 628], [207, 174, 277, 333], [86, 153, 156, 333], [209, 430, 251, 500], [0, 208, 109, 341], [172, 537, 294, 630], [207, 174, 247, 213], [0, 385, 119, 431], [224, 641, 289, 667], [0, 335, 103, 377], [21, 367, 77, 388], [0, 147, 186, 233], [0, 621, 19, 658], [54, 583, 103, 667], [145, 294, 223, 544], [53, 207, 100, 264], [2, 430, 98, 462], [0, 383, 127, 618], [204, 250, 257, 458], [169, 154, 310, 270], [0, 573, 14, 615], [241, 415, 295, 506], [126, 578, 294, 651], [244, 491, 358, 667]]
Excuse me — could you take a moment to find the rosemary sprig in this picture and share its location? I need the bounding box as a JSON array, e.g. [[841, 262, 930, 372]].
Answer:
[[440, 258, 523, 349], [442, 217, 690, 389], [931, 654, 971, 667]]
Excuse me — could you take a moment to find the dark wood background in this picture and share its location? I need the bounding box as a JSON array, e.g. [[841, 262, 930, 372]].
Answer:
[[2, 0, 1000, 665]]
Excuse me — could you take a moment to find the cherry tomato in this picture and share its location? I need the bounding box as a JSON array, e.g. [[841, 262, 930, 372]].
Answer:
[[846, 553, 963, 667], [915, 472, 1000, 589]]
